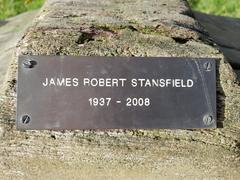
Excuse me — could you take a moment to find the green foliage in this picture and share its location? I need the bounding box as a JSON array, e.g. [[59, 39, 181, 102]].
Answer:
[[188, 0, 240, 17], [0, 0, 45, 19], [0, 0, 239, 19]]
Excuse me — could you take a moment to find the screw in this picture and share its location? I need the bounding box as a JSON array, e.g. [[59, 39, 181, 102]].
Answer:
[[23, 60, 35, 68], [203, 62, 212, 71], [203, 115, 214, 126], [21, 115, 31, 124]]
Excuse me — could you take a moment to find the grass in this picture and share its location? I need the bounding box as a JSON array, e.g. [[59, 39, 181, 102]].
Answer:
[[0, 0, 45, 20], [0, 0, 239, 19], [188, 0, 240, 17]]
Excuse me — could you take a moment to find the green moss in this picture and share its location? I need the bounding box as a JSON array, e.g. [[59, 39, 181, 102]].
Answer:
[[128, 19, 139, 24], [138, 26, 171, 36], [94, 24, 171, 37]]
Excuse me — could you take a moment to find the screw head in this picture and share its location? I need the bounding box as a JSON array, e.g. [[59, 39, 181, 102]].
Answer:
[[203, 62, 212, 71], [21, 115, 31, 124], [23, 60, 36, 68], [203, 115, 214, 126]]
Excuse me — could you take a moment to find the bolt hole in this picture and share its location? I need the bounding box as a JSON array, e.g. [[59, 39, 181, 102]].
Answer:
[[50, 135, 56, 139], [172, 37, 189, 44]]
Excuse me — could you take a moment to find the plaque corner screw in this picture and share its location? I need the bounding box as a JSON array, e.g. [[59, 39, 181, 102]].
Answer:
[[21, 115, 31, 124], [203, 62, 212, 71], [203, 115, 214, 126], [23, 59, 36, 68]]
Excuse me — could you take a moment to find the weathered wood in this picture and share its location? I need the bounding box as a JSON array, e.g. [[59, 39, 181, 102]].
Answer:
[[0, 0, 239, 179]]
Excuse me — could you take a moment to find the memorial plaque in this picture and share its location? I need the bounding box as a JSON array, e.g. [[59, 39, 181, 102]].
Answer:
[[17, 56, 217, 130]]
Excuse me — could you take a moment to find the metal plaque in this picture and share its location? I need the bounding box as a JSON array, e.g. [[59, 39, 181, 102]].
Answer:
[[17, 56, 217, 130]]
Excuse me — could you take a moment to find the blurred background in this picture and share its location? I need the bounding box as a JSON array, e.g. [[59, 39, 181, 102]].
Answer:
[[0, 0, 240, 20], [0, 0, 44, 19], [188, 0, 240, 17]]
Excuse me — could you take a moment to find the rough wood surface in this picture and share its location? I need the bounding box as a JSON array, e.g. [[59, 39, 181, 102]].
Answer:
[[0, 0, 239, 179]]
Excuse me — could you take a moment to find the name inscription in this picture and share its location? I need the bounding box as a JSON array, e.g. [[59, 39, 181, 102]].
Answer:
[[42, 78, 194, 88]]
